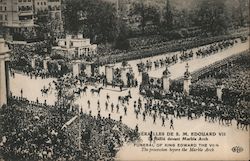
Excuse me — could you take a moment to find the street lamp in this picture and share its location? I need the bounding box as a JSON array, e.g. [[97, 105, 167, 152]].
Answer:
[[78, 105, 82, 150]]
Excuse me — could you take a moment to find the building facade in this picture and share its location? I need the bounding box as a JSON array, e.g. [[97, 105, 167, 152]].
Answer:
[[34, 0, 61, 20], [52, 34, 97, 60], [0, 0, 34, 28], [0, 0, 62, 34]]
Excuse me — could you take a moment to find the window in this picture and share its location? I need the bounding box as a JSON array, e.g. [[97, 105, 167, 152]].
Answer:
[[18, 0, 22, 2], [4, 6, 6, 11], [28, 0, 31, 2], [23, 0, 26, 2], [0, 15, 3, 20], [5, 15, 7, 21], [0, 6, 2, 11], [44, 2, 46, 5]]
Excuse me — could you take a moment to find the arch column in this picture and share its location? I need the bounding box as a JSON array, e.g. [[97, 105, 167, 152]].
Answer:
[[0, 39, 10, 107], [120, 67, 128, 86], [105, 64, 114, 84], [183, 63, 192, 96], [120, 66, 132, 87], [162, 66, 171, 92], [72, 60, 81, 77], [31, 55, 37, 69], [85, 62, 93, 77]]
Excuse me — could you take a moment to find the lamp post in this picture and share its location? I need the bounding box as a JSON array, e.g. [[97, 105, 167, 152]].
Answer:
[[78, 105, 82, 151]]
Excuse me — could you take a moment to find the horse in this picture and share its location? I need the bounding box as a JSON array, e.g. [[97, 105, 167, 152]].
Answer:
[[80, 86, 88, 95], [74, 87, 87, 96], [118, 95, 132, 104], [237, 118, 249, 131], [41, 88, 49, 96], [74, 89, 81, 95], [91, 87, 103, 95], [204, 110, 217, 122], [219, 114, 234, 125]]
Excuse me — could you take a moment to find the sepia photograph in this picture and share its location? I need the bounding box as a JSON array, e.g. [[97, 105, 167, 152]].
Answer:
[[0, 0, 249, 160]]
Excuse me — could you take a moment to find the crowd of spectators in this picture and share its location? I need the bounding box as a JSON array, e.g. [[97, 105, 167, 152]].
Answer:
[[99, 32, 248, 65], [0, 97, 139, 161], [190, 51, 250, 103], [137, 87, 249, 130]]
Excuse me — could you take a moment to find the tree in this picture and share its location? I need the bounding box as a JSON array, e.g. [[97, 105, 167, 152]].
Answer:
[[64, 0, 118, 43], [230, 0, 249, 27], [130, 2, 160, 33], [114, 21, 130, 50], [163, 0, 173, 30], [195, 0, 229, 36]]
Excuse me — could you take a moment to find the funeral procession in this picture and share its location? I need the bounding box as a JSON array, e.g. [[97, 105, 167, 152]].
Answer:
[[0, 0, 249, 160]]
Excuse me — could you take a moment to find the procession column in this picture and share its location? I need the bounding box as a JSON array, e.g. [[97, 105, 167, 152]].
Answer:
[[0, 39, 10, 107], [72, 60, 81, 77], [162, 66, 171, 92], [105, 64, 114, 84], [183, 63, 192, 96]]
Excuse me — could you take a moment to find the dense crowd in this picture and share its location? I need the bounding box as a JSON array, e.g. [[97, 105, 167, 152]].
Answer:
[[128, 27, 249, 50], [137, 49, 250, 131], [136, 37, 237, 73], [0, 97, 139, 161], [138, 88, 249, 131], [190, 51, 250, 103], [99, 32, 247, 65]]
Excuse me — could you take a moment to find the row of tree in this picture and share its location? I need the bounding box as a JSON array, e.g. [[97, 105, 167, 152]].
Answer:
[[63, 0, 249, 46]]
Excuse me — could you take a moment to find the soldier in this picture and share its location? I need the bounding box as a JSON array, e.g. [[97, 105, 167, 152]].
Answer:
[[116, 104, 119, 113], [97, 100, 100, 109], [87, 100, 90, 108], [153, 114, 156, 124], [143, 111, 146, 121], [124, 106, 127, 115], [111, 103, 114, 112], [134, 101, 137, 109], [105, 101, 108, 111], [162, 116, 165, 127], [106, 93, 110, 102], [20, 89, 23, 98], [135, 110, 139, 119], [135, 124, 139, 133], [97, 110, 101, 119], [170, 118, 174, 130]]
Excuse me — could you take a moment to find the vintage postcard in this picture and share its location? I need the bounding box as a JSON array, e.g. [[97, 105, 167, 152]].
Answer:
[[0, 0, 249, 160]]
